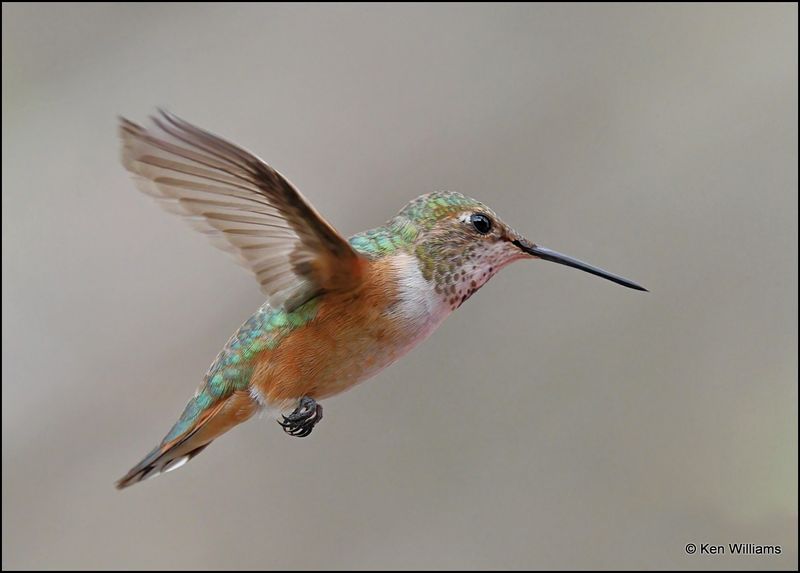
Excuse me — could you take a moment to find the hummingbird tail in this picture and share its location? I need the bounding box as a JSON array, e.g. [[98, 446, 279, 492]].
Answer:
[[116, 442, 210, 490], [116, 390, 258, 489]]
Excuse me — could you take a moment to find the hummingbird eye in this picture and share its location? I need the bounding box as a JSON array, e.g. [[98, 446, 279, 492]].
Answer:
[[470, 213, 493, 234]]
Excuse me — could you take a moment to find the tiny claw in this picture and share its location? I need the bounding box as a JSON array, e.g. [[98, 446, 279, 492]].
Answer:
[[278, 397, 323, 438]]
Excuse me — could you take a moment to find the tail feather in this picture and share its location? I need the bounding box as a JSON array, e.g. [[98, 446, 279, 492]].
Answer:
[[116, 443, 209, 489], [116, 390, 257, 489]]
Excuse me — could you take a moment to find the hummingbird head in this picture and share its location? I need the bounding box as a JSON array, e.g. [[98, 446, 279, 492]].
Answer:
[[396, 191, 645, 309]]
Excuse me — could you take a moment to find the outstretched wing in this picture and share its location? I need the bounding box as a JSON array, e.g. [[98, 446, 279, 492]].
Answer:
[[119, 109, 364, 307]]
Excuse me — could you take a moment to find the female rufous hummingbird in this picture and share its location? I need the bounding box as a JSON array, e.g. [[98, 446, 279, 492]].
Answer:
[[116, 110, 646, 489]]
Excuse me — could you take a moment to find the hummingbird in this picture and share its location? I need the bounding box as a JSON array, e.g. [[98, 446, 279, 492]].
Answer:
[[116, 110, 646, 489]]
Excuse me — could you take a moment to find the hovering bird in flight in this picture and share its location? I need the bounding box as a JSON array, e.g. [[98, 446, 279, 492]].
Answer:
[[116, 110, 646, 488]]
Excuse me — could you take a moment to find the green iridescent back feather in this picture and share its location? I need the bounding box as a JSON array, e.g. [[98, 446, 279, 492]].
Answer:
[[162, 298, 320, 443]]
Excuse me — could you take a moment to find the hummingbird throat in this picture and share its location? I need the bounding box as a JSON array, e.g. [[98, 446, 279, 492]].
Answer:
[[414, 240, 513, 311]]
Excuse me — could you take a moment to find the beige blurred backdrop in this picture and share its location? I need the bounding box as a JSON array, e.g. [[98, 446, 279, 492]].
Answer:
[[2, 3, 797, 570]]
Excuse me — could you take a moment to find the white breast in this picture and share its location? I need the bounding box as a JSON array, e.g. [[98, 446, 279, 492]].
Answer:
[[388, 252, 452, 349]]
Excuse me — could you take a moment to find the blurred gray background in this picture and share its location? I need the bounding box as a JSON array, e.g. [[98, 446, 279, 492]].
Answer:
[[2, 3, 797, 570]]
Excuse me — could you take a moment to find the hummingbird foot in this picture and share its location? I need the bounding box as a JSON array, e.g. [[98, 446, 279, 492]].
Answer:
[[278, 397, 323, 438]]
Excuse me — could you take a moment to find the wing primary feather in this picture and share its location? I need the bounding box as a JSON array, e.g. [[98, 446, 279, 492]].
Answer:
[[119, 110, 366, 305]]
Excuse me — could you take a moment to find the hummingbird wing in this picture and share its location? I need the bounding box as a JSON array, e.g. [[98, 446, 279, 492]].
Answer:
[[119, 109, 365, 308]]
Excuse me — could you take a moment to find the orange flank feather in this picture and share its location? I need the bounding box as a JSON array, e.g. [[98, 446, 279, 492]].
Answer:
[[250, 255, 413, 403]]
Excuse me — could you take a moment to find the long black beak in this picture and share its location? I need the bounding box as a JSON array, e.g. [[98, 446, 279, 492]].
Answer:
[[513, 240, 647, 291]]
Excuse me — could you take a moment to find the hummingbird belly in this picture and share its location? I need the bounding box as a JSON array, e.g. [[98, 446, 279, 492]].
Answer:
[[247, 253, 448, 405]]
